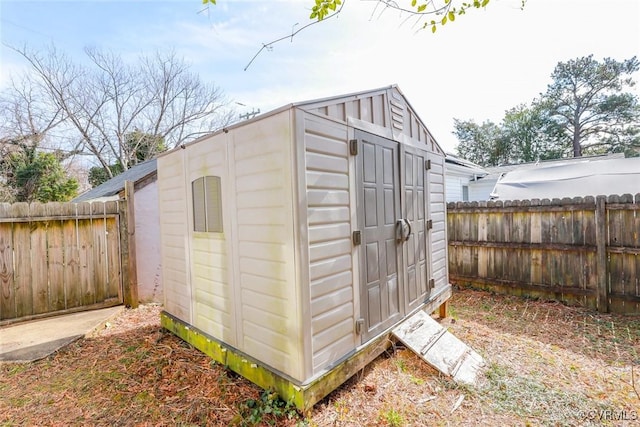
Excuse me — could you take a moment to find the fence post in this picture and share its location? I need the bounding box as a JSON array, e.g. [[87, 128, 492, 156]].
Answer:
[[595, 195, 608, 313], [119, 180, 139, 308]]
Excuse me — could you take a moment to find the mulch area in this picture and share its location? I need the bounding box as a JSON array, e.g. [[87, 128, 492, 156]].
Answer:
[[1, 287, 638, 426]]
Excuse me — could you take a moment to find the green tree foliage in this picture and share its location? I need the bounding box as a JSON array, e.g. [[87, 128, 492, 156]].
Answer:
[[500, 103, 565, 163], [453, 119, 505, 166], [202, 0, 507, 33], [88, 163, 124, 188], [4, 150, 78, 203], [454, 56, 640, 166], [88, 131, 166, 187], [541, 55, 640, 157]]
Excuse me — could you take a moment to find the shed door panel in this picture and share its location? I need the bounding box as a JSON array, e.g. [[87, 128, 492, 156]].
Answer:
[[356, 130, 403, 343], [402, 147, 430, 313]]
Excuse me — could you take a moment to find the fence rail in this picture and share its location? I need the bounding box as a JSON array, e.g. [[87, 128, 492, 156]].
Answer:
[[0, 199, 133, 325], [447, 194, 640, 314]]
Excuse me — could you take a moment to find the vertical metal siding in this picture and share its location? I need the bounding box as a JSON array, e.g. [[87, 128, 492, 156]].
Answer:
[[303, 116, 357, 374]]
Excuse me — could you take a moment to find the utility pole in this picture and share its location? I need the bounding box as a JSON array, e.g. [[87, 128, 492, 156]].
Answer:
[[239, 108, 260, 121]]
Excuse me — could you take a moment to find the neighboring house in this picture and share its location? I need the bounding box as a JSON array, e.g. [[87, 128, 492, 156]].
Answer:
[[489, 154, 636, 200], [156, 85, 452, 410], [444, 153, 488, 202], [73, 159, 162, 303]]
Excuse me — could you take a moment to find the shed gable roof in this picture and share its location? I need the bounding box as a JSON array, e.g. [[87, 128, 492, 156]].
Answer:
[[294, 85, 444, 155]]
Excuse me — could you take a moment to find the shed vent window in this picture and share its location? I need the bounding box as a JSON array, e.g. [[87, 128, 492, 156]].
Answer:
[[192, 176, 223, 232]]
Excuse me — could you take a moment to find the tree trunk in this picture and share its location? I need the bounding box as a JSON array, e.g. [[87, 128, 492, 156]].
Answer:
[[573, 123, 582, 157]]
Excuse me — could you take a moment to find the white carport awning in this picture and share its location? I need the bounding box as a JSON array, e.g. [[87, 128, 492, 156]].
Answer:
[[491, 157, 640, 200]]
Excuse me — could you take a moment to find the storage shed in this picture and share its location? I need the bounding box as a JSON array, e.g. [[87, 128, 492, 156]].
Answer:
[[157, 85, 452, 411]]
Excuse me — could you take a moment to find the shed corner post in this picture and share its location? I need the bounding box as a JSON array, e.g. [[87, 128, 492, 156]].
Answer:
[[595, 195, 608, 313], [120, 180, 139, 308]]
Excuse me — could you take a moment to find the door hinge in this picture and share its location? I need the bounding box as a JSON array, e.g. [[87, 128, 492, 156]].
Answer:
[[427, 219, 433, 230], [425, 159, 431, 170], [352, 230, 362, 245], [349, 139, 358, 155], [355, 318, 365, 335], [429, 278, 435, 289]]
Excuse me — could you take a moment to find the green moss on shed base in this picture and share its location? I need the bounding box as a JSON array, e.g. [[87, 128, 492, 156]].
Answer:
[[160, 286, 451, 413]]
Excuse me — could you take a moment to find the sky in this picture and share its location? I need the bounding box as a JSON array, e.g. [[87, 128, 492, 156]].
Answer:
[[1, 0, 639, 154]]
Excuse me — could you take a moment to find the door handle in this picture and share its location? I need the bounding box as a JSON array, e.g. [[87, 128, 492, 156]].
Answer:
[[396, 219, 412, 242], [403, 219, 412, 241], [396, 220, 405, 242]]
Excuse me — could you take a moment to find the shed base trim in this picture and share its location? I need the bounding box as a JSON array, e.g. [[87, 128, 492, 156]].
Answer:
[[160, 285, 452, 413], [160, 311, 392, 412]]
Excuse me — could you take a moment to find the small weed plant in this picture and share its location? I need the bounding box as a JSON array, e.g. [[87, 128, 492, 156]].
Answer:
[[237, 389, 301, 426]]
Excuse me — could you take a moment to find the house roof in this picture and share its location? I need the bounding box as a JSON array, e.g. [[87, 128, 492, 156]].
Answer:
[[73, 158, 157, 202], [445, 153, 488, 177], [491, 156, 640, 200]]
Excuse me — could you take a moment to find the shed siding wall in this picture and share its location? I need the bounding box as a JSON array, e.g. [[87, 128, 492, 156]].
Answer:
[[429, 154, 448, 291], [185, 140, 235, 345], [231, 112, 303, 381], [157, 153, 192, 323], [303, 115, 357, 375]]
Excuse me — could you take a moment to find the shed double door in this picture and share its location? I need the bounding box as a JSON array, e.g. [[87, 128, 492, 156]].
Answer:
[[355, 130, 431, 343]]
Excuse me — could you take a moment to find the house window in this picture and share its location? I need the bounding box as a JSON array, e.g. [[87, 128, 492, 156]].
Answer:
[[462, 185, 469, 201], [192, 176, 223, 232]]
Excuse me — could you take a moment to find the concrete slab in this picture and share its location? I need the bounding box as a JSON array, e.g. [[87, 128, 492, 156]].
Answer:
[[0, 306, 124, 363]]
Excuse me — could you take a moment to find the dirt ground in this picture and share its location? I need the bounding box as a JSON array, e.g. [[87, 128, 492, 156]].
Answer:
[[1, 287, 639, 426]]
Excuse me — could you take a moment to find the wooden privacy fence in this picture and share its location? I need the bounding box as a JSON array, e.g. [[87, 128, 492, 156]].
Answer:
[[0, 187, 138, 325], [447, 194, 640, 314]]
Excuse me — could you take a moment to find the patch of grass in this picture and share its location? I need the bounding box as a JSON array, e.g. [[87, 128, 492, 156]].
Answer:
[[409, 375, 424, 385], [481, 362, 606, 425], [3, 365, 28, 376], [395, 358, 407, 373], [380, 408, 405, 426]]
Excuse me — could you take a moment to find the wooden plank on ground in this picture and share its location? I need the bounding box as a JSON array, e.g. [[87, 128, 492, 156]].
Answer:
[[392, 309, 485, 386]]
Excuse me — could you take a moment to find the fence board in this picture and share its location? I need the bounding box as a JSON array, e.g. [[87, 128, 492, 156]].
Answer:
[[106, 216, 121, 300], [448, 194, 640, 315], [31, 220, 50, 315], [48, 220, 66, 311], [93, 217, 107, 303], [63, 218, 81, 310], [0, 224, 15, 320], [14, 222, 32, 319], [0, 200, 125, 324]]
